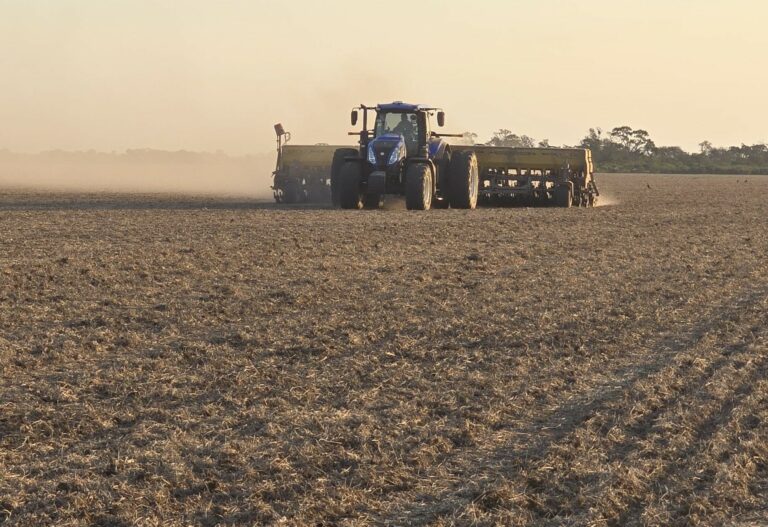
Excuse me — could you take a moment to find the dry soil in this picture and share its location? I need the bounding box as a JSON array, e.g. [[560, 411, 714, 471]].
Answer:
[[1, 174, 767, 526]]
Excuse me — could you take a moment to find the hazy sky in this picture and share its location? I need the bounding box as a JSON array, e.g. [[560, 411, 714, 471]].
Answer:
[[1, 0, 766, 154]]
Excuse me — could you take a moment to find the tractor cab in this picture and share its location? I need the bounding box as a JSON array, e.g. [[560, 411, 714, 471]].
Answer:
[[373, 109, 422, 156], [370, 102, 438, 156], [363, 103, 446, 174]]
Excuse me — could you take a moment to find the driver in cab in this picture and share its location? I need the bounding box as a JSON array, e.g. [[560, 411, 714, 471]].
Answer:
[[392, 113, 418, 154], [393, 114, 417, 141]]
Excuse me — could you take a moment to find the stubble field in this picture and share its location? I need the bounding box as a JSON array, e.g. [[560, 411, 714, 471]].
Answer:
[[1, 174, 767, 526]]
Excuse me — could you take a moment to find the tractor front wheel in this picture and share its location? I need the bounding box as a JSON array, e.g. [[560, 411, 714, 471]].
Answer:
[[363, 194, 383, 209], [405, 164, 432, 211]]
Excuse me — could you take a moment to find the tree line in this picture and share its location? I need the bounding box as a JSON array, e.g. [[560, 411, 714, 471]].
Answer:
[[463, 127, 768, 175]]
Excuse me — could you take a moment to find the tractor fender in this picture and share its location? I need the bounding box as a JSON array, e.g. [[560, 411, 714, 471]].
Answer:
[[437, 145, 451, 192], [429, 139, 450, 160], [404, 158, 436, 175], [428, 139, 451, 190]]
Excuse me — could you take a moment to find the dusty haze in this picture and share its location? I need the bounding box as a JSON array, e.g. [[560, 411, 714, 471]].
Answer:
[[1, 1, 767, 193], [0, 150, 276, 197]]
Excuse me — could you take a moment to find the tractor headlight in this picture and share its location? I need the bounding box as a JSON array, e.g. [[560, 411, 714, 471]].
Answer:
[[367, 144, 377, 165], [388, 144, 403, 166]]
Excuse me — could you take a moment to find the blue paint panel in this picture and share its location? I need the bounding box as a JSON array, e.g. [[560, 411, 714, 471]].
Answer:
[[368, 134, 406, 167], [428, 137, 446, 160], [377, 102, 424, 112]]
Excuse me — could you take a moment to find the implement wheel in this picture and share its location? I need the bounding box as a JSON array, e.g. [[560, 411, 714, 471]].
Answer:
[[448, 151, 479, 209], [281, 181, 304, 204], [554, 185, 573, 208], [405, 164, 432, 211], [331, 148, 358, 208], [338, 162, 364, 210]]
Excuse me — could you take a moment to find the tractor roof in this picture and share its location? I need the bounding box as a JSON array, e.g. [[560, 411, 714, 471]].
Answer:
[[376, 101, 435, 112]]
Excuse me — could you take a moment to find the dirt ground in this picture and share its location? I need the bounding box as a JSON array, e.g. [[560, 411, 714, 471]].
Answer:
[[1, 174, 767, 526]]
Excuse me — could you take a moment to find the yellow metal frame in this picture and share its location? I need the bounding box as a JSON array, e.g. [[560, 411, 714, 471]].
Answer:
[[451, 146, 593, 173], [280, 145, 352, 170]]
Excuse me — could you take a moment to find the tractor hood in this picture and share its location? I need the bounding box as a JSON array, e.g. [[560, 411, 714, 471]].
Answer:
[[367, 133, 406, 167]]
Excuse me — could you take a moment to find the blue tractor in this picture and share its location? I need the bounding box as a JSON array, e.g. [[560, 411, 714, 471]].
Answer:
[[331, 102, 479, 210]]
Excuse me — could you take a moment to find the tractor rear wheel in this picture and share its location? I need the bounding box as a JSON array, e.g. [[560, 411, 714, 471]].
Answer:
[[331, 148, 358, 207], [338, 162, 364, 209], [554, 185, 572, 208], [448, 151, 479, 209], [405, 164, 432, 210]]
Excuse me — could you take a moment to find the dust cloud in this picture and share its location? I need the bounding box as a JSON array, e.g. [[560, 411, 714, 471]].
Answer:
[[381, 196, 406, 211], [596, 193, 619, 207], [0, 150, 276, 198]]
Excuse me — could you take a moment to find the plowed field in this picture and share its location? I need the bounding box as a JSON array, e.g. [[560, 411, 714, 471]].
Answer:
[[1, 174, 767, 526]]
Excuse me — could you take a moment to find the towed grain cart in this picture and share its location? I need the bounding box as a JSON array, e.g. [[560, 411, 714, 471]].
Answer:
[[451, 145, 599, 207], [271, 123, 352, 204]]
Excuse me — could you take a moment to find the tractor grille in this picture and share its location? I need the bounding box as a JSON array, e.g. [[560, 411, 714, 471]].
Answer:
[[372, 141, 398, 165]]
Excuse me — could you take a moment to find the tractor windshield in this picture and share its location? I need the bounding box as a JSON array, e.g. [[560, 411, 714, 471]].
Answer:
[[375, 112, 418, 150]]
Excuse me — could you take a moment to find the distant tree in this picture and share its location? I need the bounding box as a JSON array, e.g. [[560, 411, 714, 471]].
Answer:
[[488, 129, 536, 148], [579, 128, 605, 152], [490, 129, 512, 145], [461, 131, 478, 144], [489, 125, 768, 174], [609, 126, 656, 155], [632, 129, 656, 156], [655, 146, 688, 161], [538, 139, 551, 148], [488, 129, 509, 146], [608, 126, 634, 149]]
